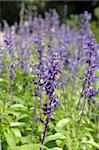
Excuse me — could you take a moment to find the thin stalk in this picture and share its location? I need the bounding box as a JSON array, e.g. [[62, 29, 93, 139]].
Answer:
[[77, 97, 87, 130], [71, 50, 80, 102], [8, 51, 14, 104], [40, 117, 50, 150], [64, 5, 67, 18], [40, 98, 52, 150], [76, 77, 87, 110], [63, 88, 66, 112], [87, 99, 91, 118], [71, 77, 76, 101], [40, 97, 42, 117], [6, 52, 11, 103], [39, 89, 43, 117], [10, 84, 14, 104], [0, 138, 2, 150], [32, 97, 37, 136]]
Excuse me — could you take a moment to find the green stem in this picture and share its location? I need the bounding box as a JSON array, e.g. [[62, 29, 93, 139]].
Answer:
[[78, 98, 87, 130], [0, 138, 2, 150]]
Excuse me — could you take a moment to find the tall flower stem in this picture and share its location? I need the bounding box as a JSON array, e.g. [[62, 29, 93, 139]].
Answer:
[[77, 97, 87, 130], [32, 97, 38, 136], [40, 118, 49, 150], [76, 79, 86, 109], [0, 137, 2, 150], [71, 49, 80, 102], [4, 31, 15, 104], [63, 88, 66, 112], [71, 78, 76, 101], [87, 99, 91, 117]]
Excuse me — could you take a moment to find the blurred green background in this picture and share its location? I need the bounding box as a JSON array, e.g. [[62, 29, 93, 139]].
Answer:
[[0, 0, 99, 41], [0, 0, 99, 26]]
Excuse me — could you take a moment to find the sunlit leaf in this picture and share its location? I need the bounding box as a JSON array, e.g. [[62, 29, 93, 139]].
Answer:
[[45, 133, 66, 144], [56, 118, 70, 128], [82, 140, 99, 149], [10, 122, 25, 127]]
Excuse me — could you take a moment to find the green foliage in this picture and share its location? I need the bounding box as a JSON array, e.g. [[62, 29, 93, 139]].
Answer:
[[94, 7, 99, 19], [0, 70, 98, 150]]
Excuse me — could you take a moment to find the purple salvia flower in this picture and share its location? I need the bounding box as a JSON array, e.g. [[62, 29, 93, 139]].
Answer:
[[32, 32, 46, 135], [0, 48, 4, 73], [36, 117, 44, 124], [40, 52, 61, 148], [82, 28, 98, 100], [77, 11, 99, 127], [34, 47, 61, 148], [4, 30, 16, 103], [0, 115, 3, 120], [4, 32, 14, 55]]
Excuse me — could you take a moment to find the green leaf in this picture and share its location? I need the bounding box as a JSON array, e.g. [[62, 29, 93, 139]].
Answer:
[[0, 78, 4, 82], [38, 124, 44, 133], [4, 129, 16, 150], [21, 136, 31, 144], [16, 84, 23, 90], [10, 122, 25, 127], [82, 140, 99, 149], [11, 104, 27, 110], [45, 133, 66, 144], [15, 144, 38, 150], [94, 7, 99, 19], [54, 127, 66, 135], [15, 144, 49, 150], [17, 114, 29, 121], [10, 96, 24, 103], [55, 140, 62, 146], [11, 128, 21, 138], [51, 148, 62, 150], [56, 118, 70, 128]]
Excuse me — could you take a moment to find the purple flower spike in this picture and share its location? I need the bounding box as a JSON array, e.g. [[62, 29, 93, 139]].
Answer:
[[36, 117, 44, 124], [84, 88, 98, 99], [0, 115, 3, 120], [77, 11, 99, 128], [81, 11, 92, 22], [52, 100, 61, 107]]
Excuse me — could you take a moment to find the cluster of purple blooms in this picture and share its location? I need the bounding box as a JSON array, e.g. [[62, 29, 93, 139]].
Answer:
[[75, 11, 99, 125], [79, 11, 99, 101], [35, 52, 61, 117], [3, 30, 16, 98], [32, 38, 61, 146]]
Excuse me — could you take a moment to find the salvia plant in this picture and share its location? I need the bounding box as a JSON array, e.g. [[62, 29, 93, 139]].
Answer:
[[77, 12, 99, 126], [0, 9, 99, 150]]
